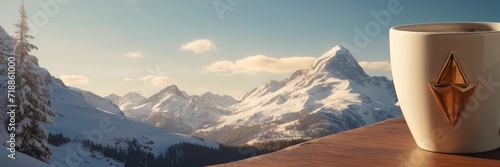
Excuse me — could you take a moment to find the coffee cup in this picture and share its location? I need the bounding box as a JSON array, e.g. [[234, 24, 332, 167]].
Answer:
[[390, 22, 500, 153]]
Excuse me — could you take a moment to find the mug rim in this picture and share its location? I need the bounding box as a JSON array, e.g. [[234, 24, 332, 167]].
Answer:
[[390, 22, 500, 34]]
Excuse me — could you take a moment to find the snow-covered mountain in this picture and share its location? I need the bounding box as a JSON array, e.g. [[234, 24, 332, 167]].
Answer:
[[111, 85, 238, 133], [0, 26, 219, 167], [194, 45, 401, 145], [104, 92, 146, 111], [117, 45, 401, 145]]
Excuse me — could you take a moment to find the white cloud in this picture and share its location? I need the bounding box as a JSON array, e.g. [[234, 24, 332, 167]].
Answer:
[[203, 55, 317, 76], [122, 77, 133, 81], [124, 51, 144, 58], [137, 75, 173, 87], [180, 39, 216, 54], [358, 61, 391, 71], [60, 75, 89, 85]]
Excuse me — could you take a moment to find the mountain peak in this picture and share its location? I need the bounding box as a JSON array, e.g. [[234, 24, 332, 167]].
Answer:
[[319, 45, 347, 60], [162, 84, 180, 92], [152, 84, 189, 99], [200, 92, 215, 98], [199, 92, 237, 107], [310, 45, 369, 82], [123, 92, 144, 98], [106, 93, 120, 98], [122, 92, 146, 102]]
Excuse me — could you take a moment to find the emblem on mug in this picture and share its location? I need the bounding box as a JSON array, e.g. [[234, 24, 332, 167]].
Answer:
[[428, 52, 477, 128]]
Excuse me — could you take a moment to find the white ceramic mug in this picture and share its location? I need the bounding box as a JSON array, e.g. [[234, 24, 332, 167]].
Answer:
[[390, 22, 500, 153]]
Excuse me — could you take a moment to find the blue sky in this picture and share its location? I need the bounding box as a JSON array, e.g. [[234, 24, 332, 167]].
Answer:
[[1, 0, 499, 98]]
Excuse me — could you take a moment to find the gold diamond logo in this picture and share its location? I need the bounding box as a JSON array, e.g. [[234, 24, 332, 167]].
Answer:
[[428, 52, 477, 128]]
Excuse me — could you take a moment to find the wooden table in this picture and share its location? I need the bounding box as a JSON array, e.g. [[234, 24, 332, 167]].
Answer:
[[213, 117, 500, 167]]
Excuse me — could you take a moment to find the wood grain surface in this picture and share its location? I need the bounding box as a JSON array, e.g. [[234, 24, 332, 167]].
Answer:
[[212, 117, 500, 167]]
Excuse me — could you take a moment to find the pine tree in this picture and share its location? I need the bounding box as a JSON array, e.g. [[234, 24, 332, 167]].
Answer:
[[14, 1, 37, 66], [13, 1, 55, 163]]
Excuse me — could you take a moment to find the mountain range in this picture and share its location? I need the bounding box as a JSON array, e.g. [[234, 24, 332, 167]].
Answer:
[[106, 86, 238, 134], [0, 26, 220, 167], [108, 45, 402, 145]]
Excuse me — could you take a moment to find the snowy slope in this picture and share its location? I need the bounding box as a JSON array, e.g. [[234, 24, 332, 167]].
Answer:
[[0, 146, 50, 167], [47, 82, 219, 166], [70, 87, 126, 118]]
